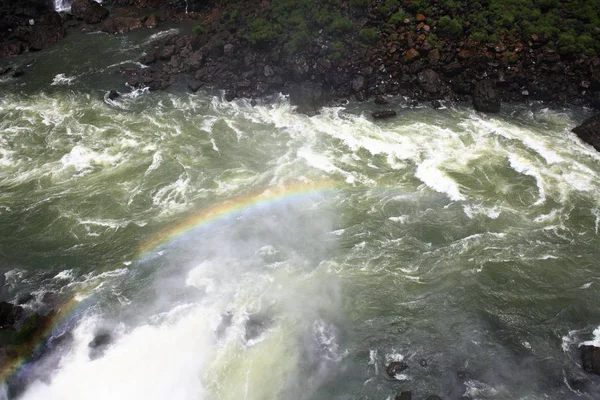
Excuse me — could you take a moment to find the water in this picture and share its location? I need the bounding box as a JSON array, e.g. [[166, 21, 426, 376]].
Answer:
[[54, 0, 72, 12], [1, 27, 600, 400]]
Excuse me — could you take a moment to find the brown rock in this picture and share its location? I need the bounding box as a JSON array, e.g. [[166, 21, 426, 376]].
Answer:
[[70, 0, 109, 24], [144, 14, 159, 29], [101, 17, 143, 34], [404, 48, 420, 61], [416, 13, 426, 22]]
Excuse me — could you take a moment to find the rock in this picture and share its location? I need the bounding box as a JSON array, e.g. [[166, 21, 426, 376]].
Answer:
[[70, 0, 109, 24], [457, 370, 474, 380], [159, 45, 175, 60], [0, 301, 23, 328], [101, 17, 143, 34], [264, 65, 274, 77], [144, 13, 159, 29], [29, 11, 65, 51], [425, 396, 442, 400], [11, 68, 24, 78], [473, 80, 501, 113], [223, 43, 234, 56], [386, 361, 408, 376], [288, 81, 326, 115], [108, 90, 119, 100], [581, 345, 600, 374], [0, 42, 23, 58], [572, 114, 600, 152], [374, 96, 389, 105], [0, 66, 11, 76], [17, 294, 35, 305], [373, 110, 397, 119], [431, 100, 442, 109], [224, 90, 236, 102], [352, 75, 365, 92], [187, 78, 202, 92], [395, 392, 411, 400], [416, 14, 426, 22], [418, 68, 441, 94], [442, 60, 463, 77], [88, 332, 111, 360], [405, 48, 420, 61]]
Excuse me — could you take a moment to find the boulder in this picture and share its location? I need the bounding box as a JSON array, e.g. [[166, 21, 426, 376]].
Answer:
[[425, 396, 442, 400], [581, 345, 600, 375], [372, 110, 397, 119], [144, 13, 159, 29], [288, 82, 326, 115], [473, 80, 501, 113], [29, 12, 65, 51], [88, 332, 112, 360], [70, 0, 109, 24], [395, 392, 411, 400], [11, 68, 24, 78], [572, 113, 600, 152], [101, 17, 143, 34], [386, 361, 408, 376], [352, 75, 365, 92], [418, 68, 441, 94], [187, 78, 202, 92], [374, 96, 389, 105], [108, 90, 120, 100], [0, 302, 23, 329]]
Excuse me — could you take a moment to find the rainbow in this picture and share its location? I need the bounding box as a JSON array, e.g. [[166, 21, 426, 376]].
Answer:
[[1, 181, 340, 384], [139, 180, 339, 257]]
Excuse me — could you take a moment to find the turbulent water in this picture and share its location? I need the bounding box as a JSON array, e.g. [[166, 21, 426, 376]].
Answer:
[[1, 26, 600, 400]]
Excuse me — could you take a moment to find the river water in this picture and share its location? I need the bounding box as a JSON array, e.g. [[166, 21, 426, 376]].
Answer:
[[1, 25, 600, 400]]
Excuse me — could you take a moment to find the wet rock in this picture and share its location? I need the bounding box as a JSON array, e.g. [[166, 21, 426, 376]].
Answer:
[[395, 391, 411, 400], [144, 13, 159, 29], [581, 345, 600, 375], [101, 17, 143, 34], [244, 314, 271, 342], [187, 78, 202, 92], [386, 361, 409, 376], [405, 48, 420, 61], [0, 302, 23, 328], [372, 110, 397, 119], [108, 90, 120, 100], [17, 294, 35, 305], [288, 81, 326, 116], [224, 90, 236, 102], [425, 396, 442, 400], [88, 332, 112, 360], [70, 0, 109, 24], [11, 68, 25, 78], [457, 370, 474, 380], [352, 75, 365, 92], [572, 113, 600, 152], [473, 80, 501, 113], [29, 12, 65, 51], [374, 96, 389, 105], [0, 66, 11, 76], [418, 68, 441, 94], [431, 100, 442, 109], [0, 42, 22, 58]]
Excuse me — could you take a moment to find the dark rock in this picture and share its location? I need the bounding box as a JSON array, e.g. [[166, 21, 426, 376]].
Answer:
[[425, 396, 442, 400], [442, 60, 463, 77], [288, 82, 326, 115], [101, 17, 143, 34], [572, 114, 600, 152], [29, 11, 65, 51], [108, 90, 120, 100], [144, 13, 159, 29], [374, 96, 389, 105], [41, 291, 59, 308], [352, 75, 365, 92], [0, 66, 11, 76], [17, 294, 35, 305], [0, 301, 23, 328], [386, 361, 409, 377], [70, 0, 109, 24], [159, 45, 175, 60], [457, 370, 474, 380], [187, 78, 202, 92], [373, 110, 397, 119], [0, 42, 22, 58], [581, 345, 600, 375], [244, 314, 271, 342], [11, 68, 24, 78], [224, 90, 236, 102], [473, 80, 501, 113], [88, 332, 112, 359], [431, 100, 442, 109], [418, 68, 441, 94], [395, 392, 411, 400]]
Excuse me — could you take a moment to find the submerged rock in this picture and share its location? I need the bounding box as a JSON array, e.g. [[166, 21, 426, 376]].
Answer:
[[108, 90, 120, 100], [288, 82, 326, 116], [395, 391, 411, 400], [386, 361, 409, 377], [372, 110, 397, 119], [0, 302, 23, 329], [88, 332, 112, 360], [101, 17, 143, 35], [70, 0, 109, 25], [572, 113, 600, 152], [581, 345, 600, 375], [473, 79, 501, 113]]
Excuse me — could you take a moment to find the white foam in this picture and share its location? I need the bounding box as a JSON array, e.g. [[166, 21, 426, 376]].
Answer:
[[51, 74, 76, 86], [581, 326, 600, 347]]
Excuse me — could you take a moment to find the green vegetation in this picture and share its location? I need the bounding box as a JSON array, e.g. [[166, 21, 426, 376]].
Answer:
[[359, 27, 379, 44], [192, 25, 204, 35], [437, 16, 463, 39]]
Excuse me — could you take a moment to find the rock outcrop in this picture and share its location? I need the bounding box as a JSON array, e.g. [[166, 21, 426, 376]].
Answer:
[[581, 345, 600, 375], [70, 0, 109, 24], [572, 113, 600, 151], [473, 80, 501, 113]]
